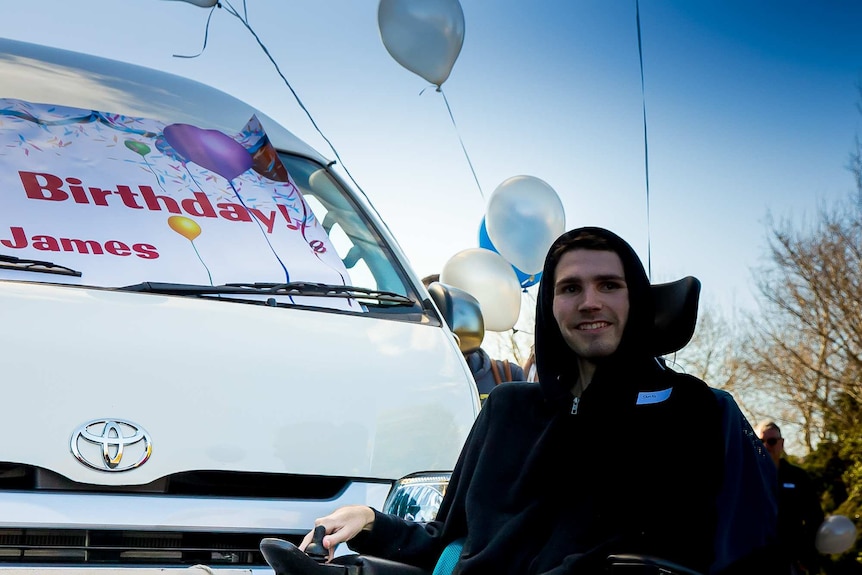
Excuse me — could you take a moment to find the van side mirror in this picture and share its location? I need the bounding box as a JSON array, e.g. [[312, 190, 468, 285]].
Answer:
[[425, 282, 484, 355]]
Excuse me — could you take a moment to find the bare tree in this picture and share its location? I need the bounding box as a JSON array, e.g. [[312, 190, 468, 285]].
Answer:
[[738, 201, 862, 452], [671, 303, 732, 380], [670, 302, 755, 415]]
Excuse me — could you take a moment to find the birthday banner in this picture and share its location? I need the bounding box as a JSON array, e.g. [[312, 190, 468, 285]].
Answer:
[[0, 98, 355, 309]]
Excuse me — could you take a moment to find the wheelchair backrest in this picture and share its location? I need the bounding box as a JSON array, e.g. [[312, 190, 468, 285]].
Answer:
[[652, 276, 779, 573]]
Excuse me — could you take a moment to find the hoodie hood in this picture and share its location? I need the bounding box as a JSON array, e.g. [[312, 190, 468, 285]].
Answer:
[[534, 227, 655, 402]]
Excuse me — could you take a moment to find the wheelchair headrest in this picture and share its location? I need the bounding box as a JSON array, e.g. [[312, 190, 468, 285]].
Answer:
[[651, 276, 701, 357]]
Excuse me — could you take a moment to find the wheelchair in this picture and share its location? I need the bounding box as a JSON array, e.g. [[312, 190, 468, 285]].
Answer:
[[259, 532, 706, 575], [258, 277, 780, 575]]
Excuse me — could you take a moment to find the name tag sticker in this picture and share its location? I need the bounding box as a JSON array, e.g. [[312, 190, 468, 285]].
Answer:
[[636, 388, 673, 405]]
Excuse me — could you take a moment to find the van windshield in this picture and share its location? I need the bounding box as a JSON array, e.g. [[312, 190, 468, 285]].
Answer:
[[0, 98, 419, 314]]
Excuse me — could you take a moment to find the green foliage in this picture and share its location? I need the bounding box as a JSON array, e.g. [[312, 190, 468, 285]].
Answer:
[[803, 393, 862, 573]]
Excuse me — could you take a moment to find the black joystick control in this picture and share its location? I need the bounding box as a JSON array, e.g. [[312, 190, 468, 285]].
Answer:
[[260, 536, 346, 575], [305, 525, 328, 562]]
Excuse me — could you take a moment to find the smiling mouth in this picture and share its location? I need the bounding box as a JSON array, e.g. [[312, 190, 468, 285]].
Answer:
[[577, 321, 610, 330]]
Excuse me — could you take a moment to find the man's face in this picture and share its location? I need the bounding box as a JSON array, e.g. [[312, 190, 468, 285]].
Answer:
[[758, 427, 783, 467], [552, 249, 629, 362]]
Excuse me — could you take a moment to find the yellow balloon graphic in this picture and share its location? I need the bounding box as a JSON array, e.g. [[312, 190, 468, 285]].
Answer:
[[168, 216, 201, 241]]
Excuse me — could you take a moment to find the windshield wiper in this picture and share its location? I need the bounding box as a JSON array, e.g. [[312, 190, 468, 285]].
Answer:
[[118, 281, 417, 306], [0, 254, 82, 277]]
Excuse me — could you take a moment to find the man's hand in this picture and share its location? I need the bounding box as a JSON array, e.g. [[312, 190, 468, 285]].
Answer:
[[298, 505, 376, 561]]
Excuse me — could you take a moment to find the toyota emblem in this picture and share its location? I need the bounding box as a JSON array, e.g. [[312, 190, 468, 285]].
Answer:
[[70, 419, 153, 472]]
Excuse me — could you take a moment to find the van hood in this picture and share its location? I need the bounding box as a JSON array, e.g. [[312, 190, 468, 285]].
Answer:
[[0, 36, 326, 163], [0, 281, 479, 486]]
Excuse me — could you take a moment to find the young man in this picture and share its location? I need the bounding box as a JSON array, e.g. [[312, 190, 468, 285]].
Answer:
[[297, 228, 729, 574], [756, 420, 825, 575]]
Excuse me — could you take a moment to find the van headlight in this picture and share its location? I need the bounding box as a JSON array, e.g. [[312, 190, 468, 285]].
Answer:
[[382, 473, 450, 522]]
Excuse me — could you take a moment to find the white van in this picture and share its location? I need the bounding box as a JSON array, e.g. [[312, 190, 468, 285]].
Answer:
[[0, 36, 483, 573]]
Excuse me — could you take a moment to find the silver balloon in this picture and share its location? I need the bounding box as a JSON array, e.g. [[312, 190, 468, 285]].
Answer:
[[485, 175, 566, 276], [378, 0, 465, 88], [441, 248, 521, 332], [162, 0, 218, 7], [815, 514, 857, 555]]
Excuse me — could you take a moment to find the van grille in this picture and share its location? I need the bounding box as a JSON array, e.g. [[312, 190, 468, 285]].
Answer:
[[0, 463, 355, 566], [0, 464, 349, 499], [0, 528, 300, 566]]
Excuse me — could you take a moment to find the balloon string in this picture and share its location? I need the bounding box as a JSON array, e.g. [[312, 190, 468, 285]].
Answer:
[[185, 165, 207, 194], [191, 240, 214, 286], [172, 1, 411, 257], [172, 3, 218, 59], [636, 0, 652, 281], [439, 88, 484, 200], [141, 159, 172, 195], [229, 180, 293, 288]]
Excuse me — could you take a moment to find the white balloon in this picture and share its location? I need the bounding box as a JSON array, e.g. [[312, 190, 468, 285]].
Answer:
[[485, 175, 566, 275], [441, 248, 521, 332], [816, 514, 857, 555], [377, 0, 465, 88]]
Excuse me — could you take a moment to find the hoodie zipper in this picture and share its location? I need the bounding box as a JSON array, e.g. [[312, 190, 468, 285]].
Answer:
[[570, 379, 585, 415]]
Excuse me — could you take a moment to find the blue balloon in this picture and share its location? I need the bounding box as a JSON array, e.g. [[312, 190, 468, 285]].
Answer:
[[478, 217, 541, 289]]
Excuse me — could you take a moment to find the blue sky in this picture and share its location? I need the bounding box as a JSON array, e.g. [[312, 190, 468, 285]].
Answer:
[[3, 1, 862, 336]]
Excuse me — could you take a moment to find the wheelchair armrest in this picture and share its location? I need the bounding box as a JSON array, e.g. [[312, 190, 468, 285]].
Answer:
[[606, 553, 704, 575]]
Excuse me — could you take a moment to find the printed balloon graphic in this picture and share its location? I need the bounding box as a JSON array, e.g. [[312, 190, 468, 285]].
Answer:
[[125, 138, 174, 194], [154, 134, 209, 194], [162, 124, 252, 180], [155, 134, 183, 162], [163, 123, 289, 282], [478, 217, 540, 289], [441, 248, 521, 332], [124, 140, 151, 158], [249, 134, 290, 182], [485, 175, 565, 276], [378, 0, 465, 88], [168, 215, 202, 241], [167, 216, 212, 285]]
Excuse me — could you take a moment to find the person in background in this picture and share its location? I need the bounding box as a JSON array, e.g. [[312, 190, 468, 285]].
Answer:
[[297, 227, 734, 574], [756, 420, 825, 575], [465, 345, 525, 403], [421, 274, 524, 403]]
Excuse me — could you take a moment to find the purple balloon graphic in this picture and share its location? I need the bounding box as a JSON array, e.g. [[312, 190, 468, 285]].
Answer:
[[163, 123, 252, 180], [163, 123, 290, 284], [154, 134, 183, 162]]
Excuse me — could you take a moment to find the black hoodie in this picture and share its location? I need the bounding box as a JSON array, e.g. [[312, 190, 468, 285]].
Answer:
[[349, 227, 724, 575]]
